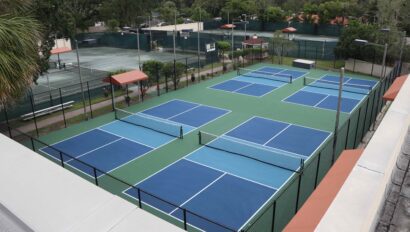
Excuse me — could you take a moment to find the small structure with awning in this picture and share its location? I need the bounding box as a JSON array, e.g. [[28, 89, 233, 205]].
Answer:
[[220, 24, 236, 29], [282, 27, 297, 40], [241, 35, 269, 60], [104, 70, 149, 105], [50, 47, 72, 69]]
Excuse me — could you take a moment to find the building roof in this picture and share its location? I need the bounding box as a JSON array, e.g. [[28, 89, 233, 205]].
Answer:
[[242, 37, 267, 45], [105, 70, 148, 85]]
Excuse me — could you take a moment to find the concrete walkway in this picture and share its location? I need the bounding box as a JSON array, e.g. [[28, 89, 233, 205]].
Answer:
[[15, 65, 225, 134]]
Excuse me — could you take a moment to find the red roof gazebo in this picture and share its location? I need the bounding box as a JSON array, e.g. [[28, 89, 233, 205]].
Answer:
[[220, 24, 236, 29], [104, 70, 149, 104]]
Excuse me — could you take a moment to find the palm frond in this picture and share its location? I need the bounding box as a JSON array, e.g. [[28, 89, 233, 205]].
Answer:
[[0, 16, 42, 105]]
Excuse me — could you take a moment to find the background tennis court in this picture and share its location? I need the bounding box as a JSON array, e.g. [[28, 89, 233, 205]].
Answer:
[[35, 62, 381, 231]]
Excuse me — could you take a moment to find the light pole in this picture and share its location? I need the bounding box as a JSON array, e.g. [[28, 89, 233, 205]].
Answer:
[[398, 31, 407, 74], [197, 7, 201, 82], [74, 40, 88, 120], [173, 10, 177, 60], [242, 14, 248, 40], [231, 24, 234, 67], [148, 15, 153, 51], [137, 28, 141, 70]]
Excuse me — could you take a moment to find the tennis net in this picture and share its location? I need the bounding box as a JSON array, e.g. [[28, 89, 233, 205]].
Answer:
[[198, 131, 304, 172], [237, 68, 293, 83], [303, 77, 372, 94], [115, 108, 183, 138]]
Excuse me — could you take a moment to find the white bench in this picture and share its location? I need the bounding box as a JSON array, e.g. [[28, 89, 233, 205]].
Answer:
[[293, 59, 316, 69], [20, 101, 75, 121]]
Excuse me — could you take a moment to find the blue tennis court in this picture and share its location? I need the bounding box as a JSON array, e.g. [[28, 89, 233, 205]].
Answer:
[[284, 75, 378, 113], [40, 99, 230, 178], [210, 66, 307, 97], [124, 116, 331, 231]]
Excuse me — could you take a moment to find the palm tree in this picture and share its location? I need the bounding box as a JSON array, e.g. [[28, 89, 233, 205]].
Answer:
[[0, 0, 42, 106]]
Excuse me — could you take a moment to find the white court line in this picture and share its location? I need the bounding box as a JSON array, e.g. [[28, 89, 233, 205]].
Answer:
[[263, 124, 292, 146], [166, 105, 202, 120], [97, 128, 156, 149], [237, 170, 298, 231], [314, 95, 331, 107], [223, 115, 332, 159], [40, 99, 231, 180], [121, 192, 206, 232], [184, 158, 279, 190], [169, 173, 227, 215]]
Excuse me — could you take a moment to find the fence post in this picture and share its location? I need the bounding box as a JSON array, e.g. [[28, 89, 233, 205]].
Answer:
[[295, 173, 302, 213], [361, 97, 370, 139], [353, 108, 362, 147], [59, 151, 65, 167], [2, 105, 12, 137], [93, 168, 99, 186], [344, 119, 351, 149], [137, 188, 142, 208], [57, 89, 68, 128], [30, 137, 35, 151], [173, 59, 177, 90], [270, 201, 276, 232], [185, 58, 189, 87], [314, 152, 322, 188], [156, 63, 160, 96], [86, 82, 93, 119], [29, 94, 39, 137], [183, 209, 187, 230]]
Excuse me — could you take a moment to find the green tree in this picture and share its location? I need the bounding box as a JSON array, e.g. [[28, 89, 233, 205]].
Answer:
[[0, 0, 42, 105], [158, 1, 178, 23], [161, 62, 186, 88], [193, 0, 227, 17], [222, 0, 256, 20], [107, 19, 119, 32], [335, 20, 378, 60], [263, 6, 285, 22], [143, 60, 164, 84], [189, 7, 212, 21]]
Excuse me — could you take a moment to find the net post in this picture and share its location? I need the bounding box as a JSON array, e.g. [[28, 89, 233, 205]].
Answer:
[[303, 77, 306, 86], [183, 209, 187, 230], [299, 159, 304, 173], [93, 168, 99, 186], [198, 131, 202, 144], [290, 75, 293, 84], [137, 188, 142, 208]]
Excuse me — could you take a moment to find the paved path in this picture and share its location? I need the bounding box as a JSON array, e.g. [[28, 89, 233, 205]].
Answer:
[[15, 65, 225, 134]]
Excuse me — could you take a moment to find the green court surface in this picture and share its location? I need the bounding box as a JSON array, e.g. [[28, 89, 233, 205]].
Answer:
[[37, 62, 380, 232]]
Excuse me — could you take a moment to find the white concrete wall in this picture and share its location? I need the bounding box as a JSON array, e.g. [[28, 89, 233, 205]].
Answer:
[[316, 75, 410, 231], [142, 22, 204, 32], [0, 135, 182, 232], [345, 58, 393, 78], [53, 38, 72, 50]]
